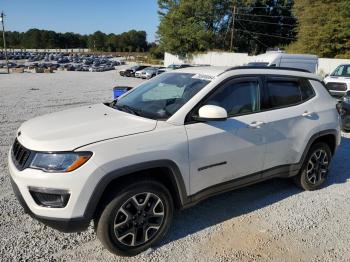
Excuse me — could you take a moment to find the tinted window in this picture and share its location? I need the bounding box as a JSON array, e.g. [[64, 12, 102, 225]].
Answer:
[[265, 79, 301, 108], [204, 79, 260, 116], [300, 80, 315, 101]]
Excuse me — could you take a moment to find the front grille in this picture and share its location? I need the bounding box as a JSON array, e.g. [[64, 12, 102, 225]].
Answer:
[[12, 139, 32, 170], [326, 82, 347, 91]]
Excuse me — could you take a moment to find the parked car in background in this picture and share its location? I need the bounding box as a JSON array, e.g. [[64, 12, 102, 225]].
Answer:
[[165, 64, 192, 71], [324, 64, 350, 99], [135, 67, 153, 78], [120, 65, 148, 77], [251, 51, 319, 73], [140, 67, 165, 79]]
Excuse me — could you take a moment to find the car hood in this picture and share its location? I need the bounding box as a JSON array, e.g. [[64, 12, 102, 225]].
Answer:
[[17, 104, 157, 151], [325, 76, 350, 83]]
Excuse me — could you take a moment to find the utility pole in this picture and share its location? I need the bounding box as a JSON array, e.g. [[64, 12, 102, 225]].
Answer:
[[0, 11, 9, 73], [229, 5, 236, 52]]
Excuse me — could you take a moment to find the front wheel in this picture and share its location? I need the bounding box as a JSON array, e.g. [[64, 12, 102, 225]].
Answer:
[[96, 180, 174, 256], [294, 142, 332, 191]]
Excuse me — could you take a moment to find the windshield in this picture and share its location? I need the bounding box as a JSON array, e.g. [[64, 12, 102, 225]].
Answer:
[[331, 65, 350, 77], [113, 73, 210, 120]]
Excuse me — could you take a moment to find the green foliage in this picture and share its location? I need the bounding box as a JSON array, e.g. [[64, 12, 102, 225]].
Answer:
[[157, 0, 296, 56], [287, 0, 350, 58], [149, 43, 164, 59], [0, 29, 149, 52]]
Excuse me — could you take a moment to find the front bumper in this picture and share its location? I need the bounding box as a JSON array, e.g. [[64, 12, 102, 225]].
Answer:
[[329, 90, 347, 99], [10, 177, 90, 232], [8, 147, 105, 232]]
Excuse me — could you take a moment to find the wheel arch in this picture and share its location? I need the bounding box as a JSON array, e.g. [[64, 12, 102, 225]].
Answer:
[[296, 129, 339, 171], [83, 160, 188, 220]]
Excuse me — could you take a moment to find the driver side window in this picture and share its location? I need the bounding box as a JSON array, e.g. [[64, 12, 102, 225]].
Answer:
[[204, 78, 260, 116]]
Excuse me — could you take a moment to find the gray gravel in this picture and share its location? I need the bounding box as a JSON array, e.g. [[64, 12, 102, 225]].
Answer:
[[1, 70, 350, 261]]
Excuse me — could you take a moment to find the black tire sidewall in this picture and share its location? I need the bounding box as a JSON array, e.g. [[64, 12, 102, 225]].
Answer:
[[96, 180, 174, 256], [298, 142, 332, 191]]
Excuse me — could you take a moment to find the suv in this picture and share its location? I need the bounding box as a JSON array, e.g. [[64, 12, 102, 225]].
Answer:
[[324, 64, 350, 98], [9, 67, 341, 256]]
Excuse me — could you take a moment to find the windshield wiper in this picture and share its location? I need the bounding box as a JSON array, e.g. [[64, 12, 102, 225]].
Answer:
[[114, 104, 141, 116]]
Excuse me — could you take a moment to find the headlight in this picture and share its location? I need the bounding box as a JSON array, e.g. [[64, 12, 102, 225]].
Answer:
[[30, 152, 92, 172]]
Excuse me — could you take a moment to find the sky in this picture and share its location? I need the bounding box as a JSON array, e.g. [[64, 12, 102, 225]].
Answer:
[[0, 0, 160, 42]]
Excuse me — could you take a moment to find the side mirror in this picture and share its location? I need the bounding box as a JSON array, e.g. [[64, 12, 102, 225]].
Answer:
[[325, 74, 329, 78], [194, 105, 228, 121], [346, 90, 350, 97]]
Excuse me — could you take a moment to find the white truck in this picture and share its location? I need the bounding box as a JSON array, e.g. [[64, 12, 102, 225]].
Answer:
[[324, 64, 350, 98], [248, 51, 319, 73]]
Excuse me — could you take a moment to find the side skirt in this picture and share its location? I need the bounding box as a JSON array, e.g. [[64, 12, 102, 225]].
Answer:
[[181, 164, 300, 209]]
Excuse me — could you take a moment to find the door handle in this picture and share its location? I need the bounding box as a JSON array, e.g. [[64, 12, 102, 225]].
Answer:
[[302, 111, 314, 117], [248, 121, 265, 129]]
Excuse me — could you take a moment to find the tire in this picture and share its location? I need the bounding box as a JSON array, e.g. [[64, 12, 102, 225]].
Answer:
[[294, 142, 332, 191], [95, 180, 174, 256]]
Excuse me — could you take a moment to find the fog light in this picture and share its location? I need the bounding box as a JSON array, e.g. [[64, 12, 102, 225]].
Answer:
[[29, 187, 70, 208]]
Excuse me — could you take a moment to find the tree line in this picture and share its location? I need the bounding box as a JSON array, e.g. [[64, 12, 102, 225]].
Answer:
[[0, 29, 149, 52], [157, 0, 350, 58]]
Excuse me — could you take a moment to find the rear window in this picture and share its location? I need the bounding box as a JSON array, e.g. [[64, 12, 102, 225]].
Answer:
[[265, 79, 301, 108], [300, 80, 315, 101], [263, 78, 314, 109]]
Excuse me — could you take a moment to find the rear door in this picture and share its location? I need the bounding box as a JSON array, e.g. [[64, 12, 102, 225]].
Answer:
[[261, 76, 319, 172]]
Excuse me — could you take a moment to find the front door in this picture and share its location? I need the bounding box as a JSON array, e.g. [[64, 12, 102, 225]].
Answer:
[[185, 77, 267, 194]]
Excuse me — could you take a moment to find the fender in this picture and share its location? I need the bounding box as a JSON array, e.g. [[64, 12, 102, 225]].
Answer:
[[289, 128, 339, 172], [83, 159, 189, 220]]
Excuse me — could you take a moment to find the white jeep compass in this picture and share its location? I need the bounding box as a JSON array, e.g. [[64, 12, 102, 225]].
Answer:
[[8, 66, 341, 256]]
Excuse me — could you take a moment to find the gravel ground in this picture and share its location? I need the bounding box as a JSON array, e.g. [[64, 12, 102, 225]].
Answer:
[[1, 70, 350, 261]]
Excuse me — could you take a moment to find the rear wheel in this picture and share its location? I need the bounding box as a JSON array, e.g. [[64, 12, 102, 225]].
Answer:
[[294, 142, 332, 190], [96, 180, 174, 256]]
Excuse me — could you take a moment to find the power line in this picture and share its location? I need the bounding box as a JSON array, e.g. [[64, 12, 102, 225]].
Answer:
[[237, 6, 292, 10], [237, 13, 295, 19], [236, 29, 296, 40], [236, 18, 295, 27], [236, 20, 269, 48]]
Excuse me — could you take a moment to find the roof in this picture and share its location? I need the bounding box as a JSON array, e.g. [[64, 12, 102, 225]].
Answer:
[[174, 66, 230, 77], [170, 66, 322, 81]]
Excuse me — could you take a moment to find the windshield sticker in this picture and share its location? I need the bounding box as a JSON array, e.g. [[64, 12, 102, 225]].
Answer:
[[192, 74, 214, 81]]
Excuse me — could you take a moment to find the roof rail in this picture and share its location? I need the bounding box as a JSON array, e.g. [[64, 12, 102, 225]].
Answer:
[[224, 66, 311, 73]]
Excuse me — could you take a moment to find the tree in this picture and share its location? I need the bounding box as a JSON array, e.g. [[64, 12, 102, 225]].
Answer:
[[88, 31, 107, 51], [157, 0, 296, 56], [287, 0, 350, 58], [22, 29, 43, 48], [1, 29, 149, 52]]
